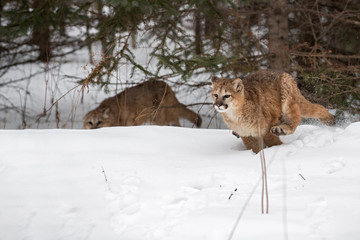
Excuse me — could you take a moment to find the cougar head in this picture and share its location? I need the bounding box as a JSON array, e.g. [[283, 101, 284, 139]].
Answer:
[[211, 76, 244, 113], [83, 108, 112, 129]]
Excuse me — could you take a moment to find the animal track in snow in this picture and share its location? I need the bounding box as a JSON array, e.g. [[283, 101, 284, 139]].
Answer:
[[57, 203, 96, 240], [300, 128, 335, 148], [146, 174, 232, 239], [106, 175, 141, 235], [325, 158, 346, 174], [306, 197, 328, 239]]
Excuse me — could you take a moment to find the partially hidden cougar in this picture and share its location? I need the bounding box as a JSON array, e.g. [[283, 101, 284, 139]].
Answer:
[[211, 70, 334, 153], [84, 79, 202, 129]]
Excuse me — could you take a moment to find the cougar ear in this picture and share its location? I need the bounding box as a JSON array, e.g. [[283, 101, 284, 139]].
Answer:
[[211, 76, 219, 84], [102, 108, 110, 119], [232, 78, 243, 92]]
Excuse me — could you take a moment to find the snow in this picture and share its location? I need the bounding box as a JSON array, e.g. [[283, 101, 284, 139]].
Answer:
[[1, 122, 360, 240]]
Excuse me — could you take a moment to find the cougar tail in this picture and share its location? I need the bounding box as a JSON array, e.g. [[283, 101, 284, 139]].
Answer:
[[298, 95, 335, 125], [179, 104, 202, 128]]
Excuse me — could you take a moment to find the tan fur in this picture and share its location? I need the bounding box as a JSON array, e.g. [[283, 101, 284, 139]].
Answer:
[[83, 79, 201, 129], [211, 70, 334, 153]]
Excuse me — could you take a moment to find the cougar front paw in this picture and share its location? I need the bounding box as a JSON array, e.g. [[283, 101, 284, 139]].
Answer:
[[270, 126, 287, 136]]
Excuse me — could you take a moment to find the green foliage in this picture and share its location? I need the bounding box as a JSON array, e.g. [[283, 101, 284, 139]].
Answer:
[[1, 0, 79, 37], [1, 0, 359, 117]]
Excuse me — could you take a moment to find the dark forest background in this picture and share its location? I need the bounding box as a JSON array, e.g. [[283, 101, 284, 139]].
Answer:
[[1, 0, 359, 128]]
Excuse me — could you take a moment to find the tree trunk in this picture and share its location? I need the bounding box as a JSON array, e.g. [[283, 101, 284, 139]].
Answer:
[[97, 0, 115, 59], [0, 1, 2, 24], [32, 0, 51, 62], [33, 27, 51, 62], [194, 7, 202, 55], [268, 0, 289, 71]]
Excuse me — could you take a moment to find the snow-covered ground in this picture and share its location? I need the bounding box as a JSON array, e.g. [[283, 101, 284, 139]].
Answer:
[[0, 122, 359, 240], [1, 27, 359, 240]]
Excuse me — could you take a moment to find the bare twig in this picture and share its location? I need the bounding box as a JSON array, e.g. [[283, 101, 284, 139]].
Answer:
[[289, 7, 360, 27], [290, 51, 360, 60], [228, 188, 238, 200], [299, 173, 306, 181], [101, 166, 108, 183], [36, 85, 80, 124], [258, 134, 269, 214]]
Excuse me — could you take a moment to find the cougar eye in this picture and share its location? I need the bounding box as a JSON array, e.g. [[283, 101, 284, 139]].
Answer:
[[224, 95, 231, 99], [97, 121, 102, 125], [214, 94, 218, 98], [88, 121, 93, 126]]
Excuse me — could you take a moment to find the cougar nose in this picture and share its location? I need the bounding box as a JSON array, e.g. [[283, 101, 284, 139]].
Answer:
[[215, 101, 223, 107]]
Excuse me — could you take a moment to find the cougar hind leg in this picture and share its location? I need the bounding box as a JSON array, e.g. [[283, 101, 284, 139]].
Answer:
[[263, 133, 282, 148], [271, 99, 302, 136]]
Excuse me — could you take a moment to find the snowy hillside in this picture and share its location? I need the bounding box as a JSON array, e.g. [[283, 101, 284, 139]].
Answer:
[[0, 122, 359, 240]]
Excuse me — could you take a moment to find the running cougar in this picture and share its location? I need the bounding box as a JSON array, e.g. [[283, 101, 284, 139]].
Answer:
[[211, 70, 334, 153]]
